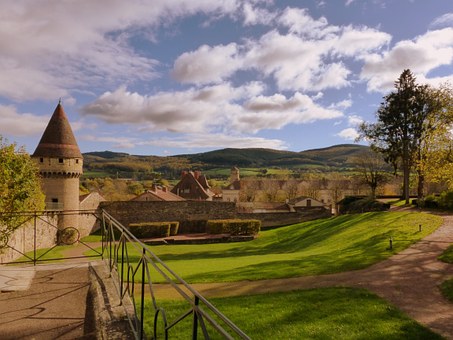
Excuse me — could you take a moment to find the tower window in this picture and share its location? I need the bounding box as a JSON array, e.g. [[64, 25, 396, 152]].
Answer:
[[52, 198, 59, 203], [40, 157, 44, 163], [76, 159, 79, 164], [58, 158, 64, 163]]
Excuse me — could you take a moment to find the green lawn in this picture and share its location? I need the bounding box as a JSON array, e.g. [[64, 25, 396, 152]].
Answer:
[[144, 287, 441, 339], [438, 244, 453, 303], [91, 211, 442, 283]]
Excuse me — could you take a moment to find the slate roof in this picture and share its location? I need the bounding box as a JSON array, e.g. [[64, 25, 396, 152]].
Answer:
[[33, 102, 82, 158]]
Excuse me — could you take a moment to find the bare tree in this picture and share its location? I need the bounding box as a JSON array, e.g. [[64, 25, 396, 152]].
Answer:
[[354, 150, 390, 198]]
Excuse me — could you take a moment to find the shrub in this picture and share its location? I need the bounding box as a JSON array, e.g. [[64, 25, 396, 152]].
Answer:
[[128, 222, 171, 238], [206, 219, 261, 236], [58, 227, 79, 245], [339, 196, 390, 214], [421, 195, 439, 209], [439, 191, 453, 210]]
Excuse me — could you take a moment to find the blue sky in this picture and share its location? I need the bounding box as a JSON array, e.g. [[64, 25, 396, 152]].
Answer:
[[1, 0, 452, 156]]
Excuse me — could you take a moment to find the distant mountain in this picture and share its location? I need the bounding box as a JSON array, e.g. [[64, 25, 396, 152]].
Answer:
[[82, 144, 369, 178]]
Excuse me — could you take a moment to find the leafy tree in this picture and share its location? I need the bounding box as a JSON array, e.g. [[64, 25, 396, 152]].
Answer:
[[359, 69, 438, 203], [0, 137, 45, 247]]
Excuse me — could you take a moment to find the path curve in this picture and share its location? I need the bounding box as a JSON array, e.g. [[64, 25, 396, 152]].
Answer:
[[154, 214, 453, 338]]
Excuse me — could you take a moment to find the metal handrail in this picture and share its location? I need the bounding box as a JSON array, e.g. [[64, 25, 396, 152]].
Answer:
[[100, 209, 250, 340]]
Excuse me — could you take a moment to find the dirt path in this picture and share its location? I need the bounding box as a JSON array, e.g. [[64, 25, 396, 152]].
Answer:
[[152, 214, 453, 338]]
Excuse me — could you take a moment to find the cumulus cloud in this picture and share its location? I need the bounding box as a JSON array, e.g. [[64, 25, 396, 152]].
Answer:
[[337, 127, 359, 140], [361, 27, 453, 92], [172, 44, 242, 84], [0, 105, 48, 136], [0, 0, 239, 101], [242, 2, 276, 26], [82, 85, 343, 136], [173, 7, 390, 92]]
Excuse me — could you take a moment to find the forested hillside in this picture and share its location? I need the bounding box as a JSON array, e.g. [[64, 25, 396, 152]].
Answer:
[[83, 144, 369, 179]]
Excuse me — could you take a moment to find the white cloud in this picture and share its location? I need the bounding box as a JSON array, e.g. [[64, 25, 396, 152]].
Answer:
[[361, 28, 453, 92], [337, 127, 359, 140], [172, 43, 242, 84], [347, 114, 363, 126], [430, 13, 453, 29], [82, 85, 344, 137], [140, 133, 288, 150], [0, 0, 240, 101], [0, 105, 48, 136], [242, 2, 276, 26]]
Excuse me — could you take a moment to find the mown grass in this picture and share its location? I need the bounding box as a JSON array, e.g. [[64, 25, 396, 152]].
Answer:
[[87, 211, 442, 283], [13, 245, 67, 263], [143, 288, 441, 339], [438, 245, 453, 303]]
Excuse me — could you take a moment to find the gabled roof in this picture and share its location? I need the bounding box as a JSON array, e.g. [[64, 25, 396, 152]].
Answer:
[[223, 180, 241, 190], [131, 186, 185, 201], [33, 102, 82, 158], [171, 171, 213, 200]]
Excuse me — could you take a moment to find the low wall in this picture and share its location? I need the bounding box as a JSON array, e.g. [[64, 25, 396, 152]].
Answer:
[[100, 201, 237, 233], [0, 214, 59, 264], [100, 201, 330, 232]]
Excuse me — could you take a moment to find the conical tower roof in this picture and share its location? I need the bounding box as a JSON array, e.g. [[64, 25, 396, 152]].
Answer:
[[33, 102, 82, 158]]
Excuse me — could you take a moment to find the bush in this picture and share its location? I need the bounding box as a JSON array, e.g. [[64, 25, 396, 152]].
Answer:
[[439, 191, 453, 210], [339, 196, 390, 214], [128, 222, 171, 238], [421, 195, 439, 209], [206, 219, 261, 236]]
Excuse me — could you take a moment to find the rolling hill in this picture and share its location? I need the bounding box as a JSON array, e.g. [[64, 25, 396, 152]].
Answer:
[[83, 144, 369, 179]]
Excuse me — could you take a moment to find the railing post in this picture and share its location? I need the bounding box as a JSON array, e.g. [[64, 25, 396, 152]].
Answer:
[[192, 296, 199, 340], [33, 211, 37, 266], [140, 248, 146, 340], [120, 237, 125, 299]]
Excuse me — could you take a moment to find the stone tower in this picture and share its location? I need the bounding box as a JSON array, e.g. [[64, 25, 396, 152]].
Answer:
[[32, 101, 83, 229], [230, 166, 240, 183]]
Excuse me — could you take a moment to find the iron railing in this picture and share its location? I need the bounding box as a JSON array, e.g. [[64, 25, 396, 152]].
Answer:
[[100, 209, 250, 340], [0, 210, 103, 264]]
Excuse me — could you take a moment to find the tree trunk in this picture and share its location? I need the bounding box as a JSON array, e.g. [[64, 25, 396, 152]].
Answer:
[[403, 162, 410, 204], [417, 172, 425, 200]]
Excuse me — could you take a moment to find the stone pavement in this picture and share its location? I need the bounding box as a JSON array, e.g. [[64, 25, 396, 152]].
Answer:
[[0, 262, 97, 340]]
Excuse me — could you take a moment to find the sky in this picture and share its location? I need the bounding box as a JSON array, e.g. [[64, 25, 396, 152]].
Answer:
[[1, 0, 453, 156]]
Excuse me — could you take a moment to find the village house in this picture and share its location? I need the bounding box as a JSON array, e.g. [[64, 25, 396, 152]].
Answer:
[[131, 184, 185, 201], [222, 166, 241, 202], [171, 171, 214, 201]]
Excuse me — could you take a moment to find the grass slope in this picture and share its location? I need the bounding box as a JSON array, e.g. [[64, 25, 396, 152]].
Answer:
[[145, 288, 441, 339], [100, 211, 442, 283]]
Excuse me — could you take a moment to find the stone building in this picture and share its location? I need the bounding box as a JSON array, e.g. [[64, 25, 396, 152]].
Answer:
[[32, 101, 83, 229], [222, 167, 241, 202]]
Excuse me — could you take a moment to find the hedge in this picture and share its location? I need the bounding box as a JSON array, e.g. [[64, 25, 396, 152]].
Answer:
[[129, 222, 171, 238], [206, 219, 261, 236]]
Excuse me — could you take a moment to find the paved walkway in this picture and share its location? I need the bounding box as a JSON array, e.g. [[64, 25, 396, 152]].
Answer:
[[0, 263, 96, 340]]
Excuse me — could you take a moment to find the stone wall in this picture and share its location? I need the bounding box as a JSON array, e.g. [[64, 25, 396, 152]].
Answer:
[[0, 214, 59, 264], [99, 201, 330, 232], [100, 201, 237, 233]]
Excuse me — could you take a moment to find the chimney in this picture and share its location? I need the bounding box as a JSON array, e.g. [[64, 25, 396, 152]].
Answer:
[[162, 186, 167, 192], [181, 170, 188, 179]]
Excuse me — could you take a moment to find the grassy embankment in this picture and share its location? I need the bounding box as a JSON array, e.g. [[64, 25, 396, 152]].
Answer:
[[83, 211, 442, 283]]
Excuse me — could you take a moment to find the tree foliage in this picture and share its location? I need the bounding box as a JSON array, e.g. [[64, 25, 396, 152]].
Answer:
[[358, 69, 450, 202], [0, 137, 45, 246]]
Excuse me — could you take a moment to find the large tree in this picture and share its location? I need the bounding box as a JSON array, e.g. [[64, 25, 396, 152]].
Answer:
[[0, 137, 45, 247], [359, 69, 438, 203]]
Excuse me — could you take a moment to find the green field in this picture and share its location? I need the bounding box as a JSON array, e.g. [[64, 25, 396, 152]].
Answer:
[[144, 288, 441, 339], [89, 211, 442, 283]]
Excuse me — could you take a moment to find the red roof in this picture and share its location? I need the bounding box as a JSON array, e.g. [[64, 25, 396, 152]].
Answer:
[[33, 102, 82, 158]]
